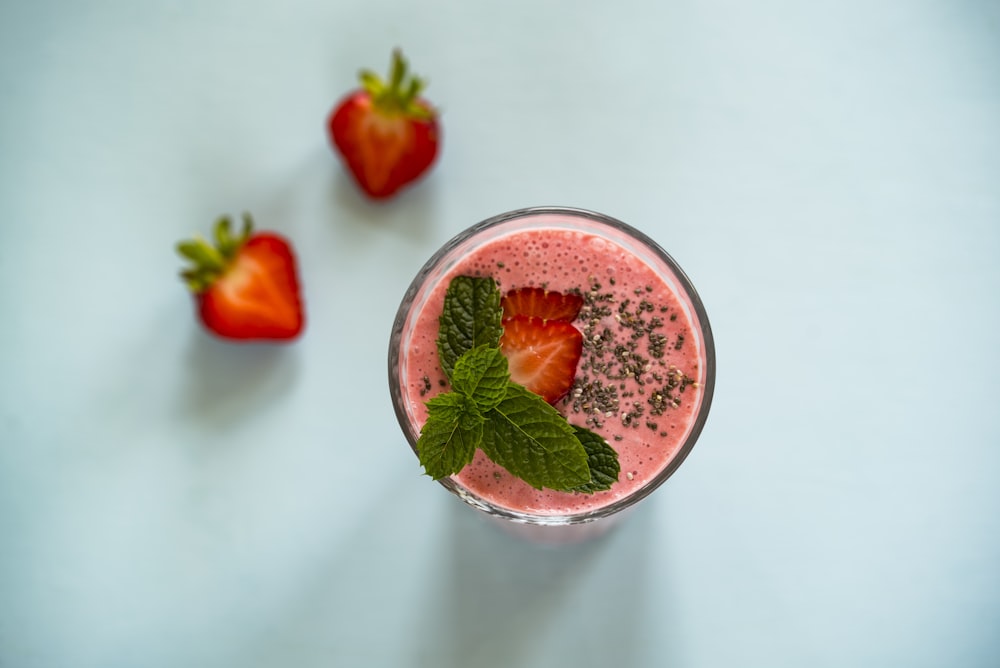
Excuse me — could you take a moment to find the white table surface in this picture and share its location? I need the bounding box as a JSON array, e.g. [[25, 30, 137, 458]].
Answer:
[[2, 1, 998, 666]]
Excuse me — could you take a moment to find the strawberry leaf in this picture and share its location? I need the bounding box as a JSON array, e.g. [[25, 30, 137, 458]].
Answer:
[[437, 276, 503, 379], [417, 393, 483, 480], [451, 346, 510, 412], [177, 214, 255, 293], [358, 49, 433, 120], [568, 426, 620, 494], [479, 383, 591, 491]]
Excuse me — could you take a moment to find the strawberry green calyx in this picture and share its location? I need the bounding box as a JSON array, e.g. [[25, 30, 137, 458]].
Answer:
[[177, 214, 253, 293], [358, 48, 434, 120]]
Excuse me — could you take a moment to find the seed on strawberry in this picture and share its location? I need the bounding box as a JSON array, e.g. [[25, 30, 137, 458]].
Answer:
[[327, 49, 440, 200], [499, 315, 583, 405], [177, 214, 305, 342]]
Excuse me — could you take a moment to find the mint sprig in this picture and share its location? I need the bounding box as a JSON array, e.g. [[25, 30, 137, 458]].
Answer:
[[415, 275, 620, 493]]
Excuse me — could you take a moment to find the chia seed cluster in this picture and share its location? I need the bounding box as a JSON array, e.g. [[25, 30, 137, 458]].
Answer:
[[565, 278, 696, 439]]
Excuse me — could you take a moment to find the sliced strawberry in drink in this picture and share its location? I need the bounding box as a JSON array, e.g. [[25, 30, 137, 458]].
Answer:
[[501, 287, 584, 323], [499, 315, 583, 405]]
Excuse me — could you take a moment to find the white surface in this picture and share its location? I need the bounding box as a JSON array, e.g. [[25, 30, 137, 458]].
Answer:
[[2, 1, 999, 666]]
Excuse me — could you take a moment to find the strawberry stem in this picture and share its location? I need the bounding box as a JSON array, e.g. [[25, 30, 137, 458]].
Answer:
[[389, 48, 406, 92], [357, 48, 433, 120], [177, 214, 254, 293]]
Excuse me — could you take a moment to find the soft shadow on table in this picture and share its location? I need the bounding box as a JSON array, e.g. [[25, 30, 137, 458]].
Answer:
[[218, 468, 670, 668], [174, 331, 302, 432], [411, 501, 658, 668], [326, 164, 442, 245]]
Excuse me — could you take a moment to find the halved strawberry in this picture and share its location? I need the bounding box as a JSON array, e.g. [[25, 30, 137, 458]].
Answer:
[[501, 287, 583, 323], [177, 214, 304, 341], [499, 315, 582, 405], [327, 49, 440, 200]]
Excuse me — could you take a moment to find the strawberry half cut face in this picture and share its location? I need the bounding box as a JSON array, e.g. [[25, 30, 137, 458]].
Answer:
[[198, 234, 303, 340], [499, 315, 583, 405], [327, 49, 440, 200], [177, 215, 304, 342]]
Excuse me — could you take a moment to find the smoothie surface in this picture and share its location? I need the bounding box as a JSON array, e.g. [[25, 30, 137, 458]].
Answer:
[[401, 224, 705, 515]]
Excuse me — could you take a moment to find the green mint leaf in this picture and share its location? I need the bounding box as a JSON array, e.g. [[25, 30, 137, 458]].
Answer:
[[416, 393, 483, 480], [568, 426, 621, 494], [436, 276, 503, 379], [479, 383, 591, 491], [451, 345, 510, 412], [425, 391, 481, 424]]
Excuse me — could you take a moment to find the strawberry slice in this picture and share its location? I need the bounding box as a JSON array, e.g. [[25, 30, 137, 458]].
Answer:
[[499, 315, 582, 405], [327, 49, 440, 200], [501, 287, 583, 323], [177, 214, 305, 341]]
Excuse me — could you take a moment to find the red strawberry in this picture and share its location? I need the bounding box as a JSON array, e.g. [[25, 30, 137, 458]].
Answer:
[[501, 287, 584, 323], [177, 214, 304, 341], [327, 49, 440, 200], [499, 315, 583, 405]]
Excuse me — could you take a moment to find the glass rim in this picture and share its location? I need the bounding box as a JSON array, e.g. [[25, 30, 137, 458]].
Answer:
[[388, 206, 716, 526]]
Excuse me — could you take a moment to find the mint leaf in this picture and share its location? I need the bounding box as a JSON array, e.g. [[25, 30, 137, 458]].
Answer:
[[451, 345, 510, 412], [437, 276, 503, 379], [416, 393, 483, 480], [480, 383, 591, 491], [424, 391, 469, 421], [568, 426, 620, 493]]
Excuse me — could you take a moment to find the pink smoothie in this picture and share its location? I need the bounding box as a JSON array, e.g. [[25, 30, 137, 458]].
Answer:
[[397, 215, 708, 517]]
